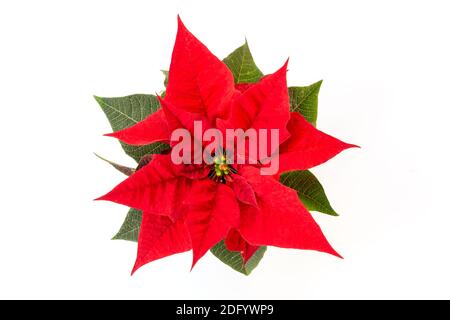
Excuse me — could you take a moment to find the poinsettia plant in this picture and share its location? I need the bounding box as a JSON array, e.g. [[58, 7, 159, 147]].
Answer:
[[94, 17, 357, 275]]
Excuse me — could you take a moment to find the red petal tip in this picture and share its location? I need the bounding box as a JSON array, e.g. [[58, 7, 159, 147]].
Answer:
[[190, 254, 200, 271], [94, 190, 115, 202], [345, 143, 361, 150], [93, 195, 106, 201], [272, 59, 289, 77], [131, 259, 144, 276], [326, 245, 343, 259], [103, 132, 117, 138], [177, 15, 186, 30], [278, 58, 289, 72]]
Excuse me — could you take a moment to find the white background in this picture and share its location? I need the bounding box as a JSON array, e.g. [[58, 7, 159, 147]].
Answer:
[[1, 0, 449, 299]]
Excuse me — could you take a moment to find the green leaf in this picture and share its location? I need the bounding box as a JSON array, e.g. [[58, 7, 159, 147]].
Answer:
[[223, 41, 264, 84], [288, 80, 322, 126], [112, 208, 142, 242], [94, 153, 134, 176], [280, 170, 338, 216], [210, 241, 267, 275], [94, 94, 170, 162]]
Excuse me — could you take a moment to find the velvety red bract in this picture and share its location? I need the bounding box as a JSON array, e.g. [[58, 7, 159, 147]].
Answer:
[[132, 212, 191, 274], [98, 17, 356, 273], [239, 166, 341, 257], [96, 154, 192, 221], [185, 180, 240, 268], [277, 112, 358, 173], [165, 17, 235, 122]]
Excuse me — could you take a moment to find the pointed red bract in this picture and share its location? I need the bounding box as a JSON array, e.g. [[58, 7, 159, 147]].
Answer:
[[132, 212, 191, 274], [185, 180, 240, 268], [277, 112, 358, 173], [165, 17, 235, 122], [231, 174, 258, 208], [225, 229, 259, 263], [96, 154, 193, 220], [105, 109, 169, 145], [239, 166, 342, 258]]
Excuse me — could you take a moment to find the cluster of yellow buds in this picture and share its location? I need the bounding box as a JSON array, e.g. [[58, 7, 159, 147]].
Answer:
[[213, 155, 230, 176], [208, 154, 237, 184]]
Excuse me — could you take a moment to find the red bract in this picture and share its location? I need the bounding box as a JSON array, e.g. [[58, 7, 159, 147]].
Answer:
[[97, 17, 357, 274]]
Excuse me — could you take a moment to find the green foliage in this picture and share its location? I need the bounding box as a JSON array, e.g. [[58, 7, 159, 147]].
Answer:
[[112, 208, 142, 242], [223, 41, 263, 83], [280, 170, 338, 216], [210, 241, 267, 275], [288, 80, 322, 126]]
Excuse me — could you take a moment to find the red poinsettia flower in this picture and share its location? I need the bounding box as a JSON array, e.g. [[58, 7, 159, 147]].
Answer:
[[97, 17, 357, 274]]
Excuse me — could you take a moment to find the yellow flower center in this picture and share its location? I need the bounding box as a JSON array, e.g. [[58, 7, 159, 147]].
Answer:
[[208, 154, 237, 183]]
